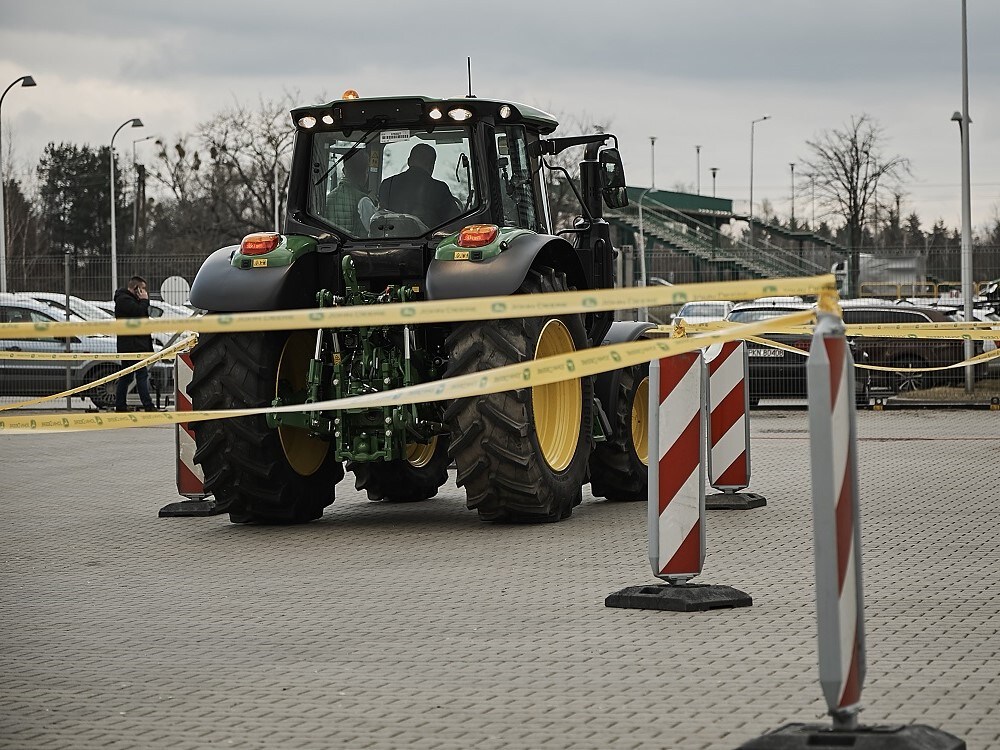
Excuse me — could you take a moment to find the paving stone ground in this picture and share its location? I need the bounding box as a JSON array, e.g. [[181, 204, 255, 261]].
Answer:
[[1, 410, 998, 749]]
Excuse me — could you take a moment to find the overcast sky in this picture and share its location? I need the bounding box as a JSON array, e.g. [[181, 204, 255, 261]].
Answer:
[[1, 0, 998, 231]]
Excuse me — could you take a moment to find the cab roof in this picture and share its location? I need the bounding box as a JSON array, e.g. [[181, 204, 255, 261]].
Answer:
[[290, 95, 560, 134]]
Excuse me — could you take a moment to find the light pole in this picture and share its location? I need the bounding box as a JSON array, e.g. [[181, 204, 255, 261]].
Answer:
[[710, 167, 719, 198], [789, 162, 796, 227], [110, 118, 143, 295], [0, 74, 37, 293], [637, 186, 654, 322], [649, 136, 657, 190], [954, 0, 974, 393], [695, 145, 701, 195], [132, 134, 155, 252], [749, 114, 771, 247]]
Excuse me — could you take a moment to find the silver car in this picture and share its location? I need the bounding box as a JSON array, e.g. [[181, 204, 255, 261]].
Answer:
[[0, 293, 173, 409]]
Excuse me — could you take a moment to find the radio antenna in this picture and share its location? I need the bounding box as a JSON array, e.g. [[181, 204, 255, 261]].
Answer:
[[467, 57, 475, 98]]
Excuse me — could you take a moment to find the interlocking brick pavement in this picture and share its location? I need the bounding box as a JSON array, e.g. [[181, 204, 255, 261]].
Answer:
[[1, 410, 997, 749]]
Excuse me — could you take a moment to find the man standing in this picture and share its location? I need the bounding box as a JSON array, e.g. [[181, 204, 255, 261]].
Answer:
[[114, 275, 157, 412], [329, 150, 371, 236], [378, 143, 458, 230]]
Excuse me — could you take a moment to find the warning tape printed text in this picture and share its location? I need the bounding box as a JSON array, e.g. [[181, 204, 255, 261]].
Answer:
[[0, 275, 836, 340], [0, 312, 817, 433]]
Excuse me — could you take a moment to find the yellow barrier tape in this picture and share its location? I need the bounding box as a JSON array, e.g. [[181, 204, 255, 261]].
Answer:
[[0, 335, 197, 412], [0, 275, 836, 340], [740, 334, 1000, 372], [663, 321, 1000, 341], [0, 311, 817, 433], [0, 350, 170, 361]]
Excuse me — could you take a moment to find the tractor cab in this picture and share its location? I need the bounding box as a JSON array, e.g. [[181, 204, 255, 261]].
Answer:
[[287, 95, 558, 243]]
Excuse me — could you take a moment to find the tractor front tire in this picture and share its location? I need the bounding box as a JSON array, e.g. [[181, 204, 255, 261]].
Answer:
[[189, 329, 344, 524], [349, 436, 450, 502], [589, 363, 649, 502], [444, 267, 592, 523]]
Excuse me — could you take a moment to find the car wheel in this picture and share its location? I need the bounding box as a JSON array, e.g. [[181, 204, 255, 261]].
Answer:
[[892, 356, 927, 393]]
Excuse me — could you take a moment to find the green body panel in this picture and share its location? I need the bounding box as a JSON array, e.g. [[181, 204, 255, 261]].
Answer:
[[434, 227, 534, 262], [231, 234, 317, 269]]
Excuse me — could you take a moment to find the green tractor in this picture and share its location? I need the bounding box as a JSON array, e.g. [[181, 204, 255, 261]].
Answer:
[[186, 92, 652, 524]]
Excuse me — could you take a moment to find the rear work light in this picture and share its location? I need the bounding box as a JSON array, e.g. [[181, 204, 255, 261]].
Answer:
[[241, 232, 281, 256], [456, 225, 498, 248]]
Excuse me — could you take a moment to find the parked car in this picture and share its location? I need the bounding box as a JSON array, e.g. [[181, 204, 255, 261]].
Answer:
[[25, 292, 117, 323], [839, 300, 986, 391], [0, 293, 173, 409], [92, 298, 194, 320], [671, 300, 735, 325], [726, 300, 871, 406]]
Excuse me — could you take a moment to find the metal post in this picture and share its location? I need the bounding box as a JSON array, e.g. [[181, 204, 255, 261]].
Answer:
[[637, 187, 652, 322], [649, 136, 657, 190], [695, 145, 701, 195], [749, 115, 771, 247], [959, 0, 974, 394], [790, 162, 796, 226], [64, 250, 72, 410], [110, 118, 143, 296], [274, 163, 280, 232], [0, 75, 37, 293], [710, 167, 718, 198]]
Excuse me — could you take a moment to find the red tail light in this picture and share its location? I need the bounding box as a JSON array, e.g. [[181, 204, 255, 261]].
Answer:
[[457, 224, 498, 248], [241, 232, 281, 256]]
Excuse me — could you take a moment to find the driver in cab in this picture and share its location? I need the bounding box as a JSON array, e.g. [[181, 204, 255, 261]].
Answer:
[[378, 143, 457, 229]]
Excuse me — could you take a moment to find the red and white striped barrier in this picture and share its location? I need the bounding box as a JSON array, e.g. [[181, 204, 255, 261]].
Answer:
[[648, 350, 706, 582], [174, 352, 207, 500], [807, 311, 865, 727], [606, 348, 750, 611], [706, 341, 765, 510]]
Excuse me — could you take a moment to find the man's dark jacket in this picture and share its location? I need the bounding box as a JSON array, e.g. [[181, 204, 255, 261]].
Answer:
[[113, 288, 153, 354], [378, 167, 456, 229]]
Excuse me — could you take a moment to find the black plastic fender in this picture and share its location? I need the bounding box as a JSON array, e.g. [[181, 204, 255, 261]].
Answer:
[[594, 320, 655, 433], [189, 247, 324, 312], [425, 233, 586, 300]]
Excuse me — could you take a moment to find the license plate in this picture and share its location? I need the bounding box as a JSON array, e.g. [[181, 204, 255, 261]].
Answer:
[[748, 348, 784, 358]]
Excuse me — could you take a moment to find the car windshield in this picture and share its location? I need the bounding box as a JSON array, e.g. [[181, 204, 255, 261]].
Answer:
[[678, 302, 730, 318], [308, 126, 476, 239]]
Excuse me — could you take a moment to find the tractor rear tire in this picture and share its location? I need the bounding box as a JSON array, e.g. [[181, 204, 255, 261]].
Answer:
[[443, 267, 592, 523], [589, 363, 649, 502], [349, 436, 450, 502], [189, 329, 344, 524]]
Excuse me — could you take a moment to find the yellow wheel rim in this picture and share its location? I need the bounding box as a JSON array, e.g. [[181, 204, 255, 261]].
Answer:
[[531, 319, 582, 472], [405, 436, 438, 468], [631, 376, 649, 466], [276, 331, 330, 477]]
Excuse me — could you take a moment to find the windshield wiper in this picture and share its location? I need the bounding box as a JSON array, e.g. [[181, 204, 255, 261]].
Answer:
[[313, 121, 385, 187]]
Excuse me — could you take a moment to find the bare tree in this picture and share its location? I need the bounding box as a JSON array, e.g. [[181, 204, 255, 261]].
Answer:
[[801, 114, 910, 296]]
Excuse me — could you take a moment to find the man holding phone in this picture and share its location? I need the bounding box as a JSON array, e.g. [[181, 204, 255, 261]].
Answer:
[[113, 275, 158, 413]]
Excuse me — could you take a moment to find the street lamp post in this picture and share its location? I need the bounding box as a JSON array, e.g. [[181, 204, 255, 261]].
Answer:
[[749, 114, 771, 247], [710, 167, 719, 198], [954, 0, 974, 393], [789, 162, 796, 227], [695, 145, 701, 195], [110, 118, 143, 295], [649, 136, 657, 189], [132, 134, 155, 253], [637, 186, 653, 322], [0, 74, 37, 293]]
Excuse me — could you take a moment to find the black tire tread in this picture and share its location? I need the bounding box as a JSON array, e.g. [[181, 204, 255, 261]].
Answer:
[[589, 363, 648, 502]]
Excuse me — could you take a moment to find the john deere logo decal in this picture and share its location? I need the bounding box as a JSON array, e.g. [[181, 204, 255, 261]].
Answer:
[[492, 302, 507, 313]]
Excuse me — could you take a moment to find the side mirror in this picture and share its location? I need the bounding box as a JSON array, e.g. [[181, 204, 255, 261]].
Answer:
[[599, 148, 628, 209]]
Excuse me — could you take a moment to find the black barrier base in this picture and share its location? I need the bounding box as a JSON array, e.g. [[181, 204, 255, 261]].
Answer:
[[158, 499, 223, 518], [706, 491, 767, 510], [605, 583, 752, 612], [739, 723, 965, 749]]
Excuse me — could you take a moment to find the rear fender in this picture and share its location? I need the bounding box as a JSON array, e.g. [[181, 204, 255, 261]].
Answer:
[[594, 320, 655, 432], [425, 233, 587, 300], [189, 247, 325, 312]]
